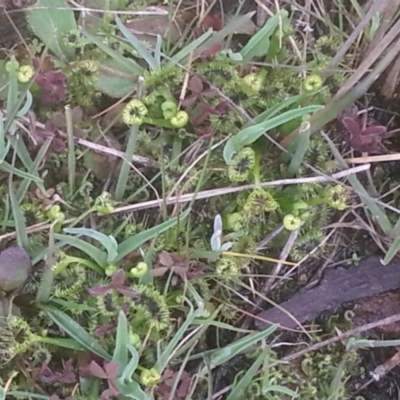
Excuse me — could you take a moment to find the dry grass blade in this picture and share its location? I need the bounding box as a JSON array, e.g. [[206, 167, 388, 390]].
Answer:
[[335, 3, 400, 98], [326, 0, 388, 74]]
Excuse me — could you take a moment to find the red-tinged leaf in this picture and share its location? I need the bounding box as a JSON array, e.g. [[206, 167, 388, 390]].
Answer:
[[158, 251, 175, 267], [188, 76, 204, 93], [199, 102, 220, 115], [116, 287, 139, 298], [94, 324, 116, 335], [101, 387, 119, 400], [177, 378, 192, 397], [88, 360, 108, 379], [111, 269, 126, 286], [199, 42, 224, 58], [171, 266, 189, 278], [341, 116, 361, 137], [349, 135, 380, 153], [88, 285, 111, 296], [201, 14, 223, 31], [151, 266, 170, 277], [181, 96, 198, 108], [104, 361, 120, 379], [361, 125, 387, 136], [187, 268, 205, 280]]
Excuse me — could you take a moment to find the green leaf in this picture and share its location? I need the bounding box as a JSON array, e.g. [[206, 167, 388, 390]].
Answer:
[[240, 11, 284, 63], [223, 105, 323, 164], [42, 306, 111, 360], [116, 208, 190, 262], [95, 57, 137, 98], [113, 311, 129, 369], [63, 228, 119, 264], [115, 15, 160, 71], [16, 90, 33, 118], [119, 345, 139, 382], [226, 345, 269, 400], [252, 93, 306, 125], [287, 122, 311, 175], [26, 0, 77, 61], [117, 378, 147, 400], [54, 233, 108, 268]]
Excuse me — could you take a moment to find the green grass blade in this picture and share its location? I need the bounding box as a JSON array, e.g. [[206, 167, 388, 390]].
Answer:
[[192, 319, 252, 334], [16, 90, 33, 118], [223, 105, 323, 164], [383, 236, 400, 264], [55, 233, 108, 268], [38, 337, 85, 351], [154, 35, 162, 68], [115, 15, 159, 71], [81, 29, 144, 75], [115, 125, 139, 201], [251, 94, 306, 125], [119, 345, 139, 382], [240, 11, 284, 63], [168, 30, 213, 65], [113, 311, 129, 369], [287, 122, 311, 175], [8, 137, 46, 193], [9, 166, 28, 250], [226, 345, 269, 400], [41, 305, 111, 360], [263, 385, 299, 396], [36, 223, 56, 303], [63, 228, 118, 264], [6, 58, 19, 117], [16, 139, 51, 202], [65, 105, 75, 196], [321, 131, 392, 234], [156, 300, 205, 370], [0, 161, 44, 181], [200, 326, 277, 373], [0, 112, 5, 161], [8, 392, 49, 400], [116, 208, 191, 262]]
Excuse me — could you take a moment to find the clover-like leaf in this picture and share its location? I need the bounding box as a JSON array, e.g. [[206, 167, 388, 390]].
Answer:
[[0, 247, 32, 292]]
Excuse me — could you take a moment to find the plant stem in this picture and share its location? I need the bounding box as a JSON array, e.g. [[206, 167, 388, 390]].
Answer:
[[36, 222, 56, 303], [171, 137, 182, 167], [65, 105, 75, 197]]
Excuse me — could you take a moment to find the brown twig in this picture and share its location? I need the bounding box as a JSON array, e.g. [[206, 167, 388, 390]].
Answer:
[[284, 312, 400, 362]]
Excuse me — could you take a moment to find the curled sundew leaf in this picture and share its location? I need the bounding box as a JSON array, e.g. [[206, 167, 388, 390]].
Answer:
[[0, 247, 32, 292]]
